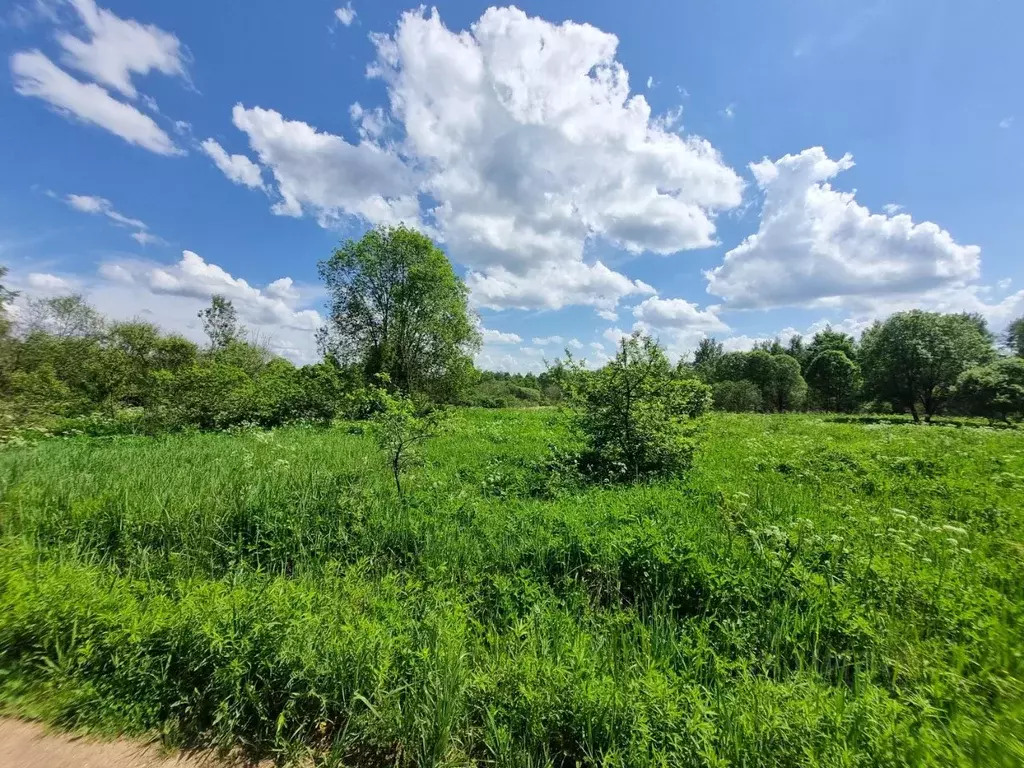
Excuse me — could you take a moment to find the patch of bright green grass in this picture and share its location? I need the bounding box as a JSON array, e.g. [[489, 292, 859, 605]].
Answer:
[[1, 410, 1023, 766]]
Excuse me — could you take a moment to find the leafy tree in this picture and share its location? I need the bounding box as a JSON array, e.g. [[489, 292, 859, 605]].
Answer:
[[746, 350, 807, 412], [198, 295, 243, 350], [369, 379, 447, 499], [20, 294, 104, 339], [805, 350, 861, 412], [692, 337, 724, 382], [859, 310, 996, 422], [715, 351, 751, 383], [752, 338, 787, 355], [712, 379, 763, 412], [15, 296, 105, 405], [558, 332, 711, 482], [955, 358, 1024, 423], [1006, 317, 1024, 357], [806, 326, 857, 365], [318, 225, 480, 399], [785, 334, 808, 369]]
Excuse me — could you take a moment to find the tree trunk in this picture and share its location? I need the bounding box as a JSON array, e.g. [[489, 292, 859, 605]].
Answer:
[[908, 403, 919, 423]]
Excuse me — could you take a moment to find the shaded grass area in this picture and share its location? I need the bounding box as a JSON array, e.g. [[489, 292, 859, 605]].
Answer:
[[1, 410, 1023, 766]]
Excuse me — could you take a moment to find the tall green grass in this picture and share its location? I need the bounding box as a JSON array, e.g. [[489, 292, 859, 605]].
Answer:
[[1, 410, 1023, 765]]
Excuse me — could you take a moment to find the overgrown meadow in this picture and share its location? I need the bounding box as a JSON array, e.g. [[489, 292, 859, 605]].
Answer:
[[1, 410, 1023, 766]]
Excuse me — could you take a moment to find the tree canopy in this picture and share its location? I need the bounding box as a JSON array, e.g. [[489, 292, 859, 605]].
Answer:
[[318, 225, 480, 399], [805, 349, 860, 412], [956, 357, 1024, 423], [1006, 317, 1024, 357], [860, 310, 995, 422], [198, 294, 243, 350]]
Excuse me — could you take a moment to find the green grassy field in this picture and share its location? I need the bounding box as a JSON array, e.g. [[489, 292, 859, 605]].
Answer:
[[1, 410, 1022, 766]]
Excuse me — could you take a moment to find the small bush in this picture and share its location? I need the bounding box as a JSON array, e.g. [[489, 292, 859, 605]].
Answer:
[[558, 332, 711, 482]]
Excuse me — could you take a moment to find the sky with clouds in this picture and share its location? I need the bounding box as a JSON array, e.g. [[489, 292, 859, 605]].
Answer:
[[1, 0, 1021, 370]]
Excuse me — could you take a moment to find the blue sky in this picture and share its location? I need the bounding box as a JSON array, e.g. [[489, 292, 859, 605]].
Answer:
[[1, 0, 1021, 369]]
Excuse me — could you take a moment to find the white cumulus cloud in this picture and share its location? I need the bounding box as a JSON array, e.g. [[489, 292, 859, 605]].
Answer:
[[27, 272, 74, 292], [217, 6, 742, 313], [481, 327, 522, 344], [231, 104, 420, 227], [705, 147, 980, 310], [467, 261, 654, 312]]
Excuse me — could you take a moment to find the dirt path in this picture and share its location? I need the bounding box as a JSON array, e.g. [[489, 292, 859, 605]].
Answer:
[[0, 718, 218, 768]]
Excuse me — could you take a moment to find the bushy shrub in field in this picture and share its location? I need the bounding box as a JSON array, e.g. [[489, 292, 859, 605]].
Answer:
[[559, 332, 711, 482], [956, 357, 1024, 423]]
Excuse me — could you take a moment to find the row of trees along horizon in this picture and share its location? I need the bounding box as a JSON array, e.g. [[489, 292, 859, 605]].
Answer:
[[2, 224, 1024, 437]]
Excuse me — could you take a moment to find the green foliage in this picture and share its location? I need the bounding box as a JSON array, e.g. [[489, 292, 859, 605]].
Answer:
[[1006, 316, 1024, 357], [691, 337, 724, 382], [712, 378, 763, 412], [559, 332, 711, 482], [0, 265, 16, 339], [805, 326, 858, 365], [956, 357, 1024, 423], [460, 370, 557, 408], [318, 225, 480, 400], [747, 350, 807, 412], [860, 310, 996, 422], [197, 294, 243, 350], [805, 349, 861, 411], [1, 410, 1023, 765], [369, 379, 447, 498]]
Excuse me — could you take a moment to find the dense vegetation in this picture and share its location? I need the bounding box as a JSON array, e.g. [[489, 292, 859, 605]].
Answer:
[[2, 234, 1024, 765], [1, 411, 1022, 765]]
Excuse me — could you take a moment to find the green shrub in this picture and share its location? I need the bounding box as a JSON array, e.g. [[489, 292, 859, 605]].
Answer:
[[560, 332, 710, 482], [955, 357, 1024, 423]]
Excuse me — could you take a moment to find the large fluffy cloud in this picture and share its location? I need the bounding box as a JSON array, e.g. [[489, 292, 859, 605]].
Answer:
[[371, 6, 742, 308], [705, 147, 981, 309], [219, 6, 743, 312], [467, 260, 654, 311], [632, 296, 728, 333], [231, 104, 420, 227], [114, 250, 323, 334]]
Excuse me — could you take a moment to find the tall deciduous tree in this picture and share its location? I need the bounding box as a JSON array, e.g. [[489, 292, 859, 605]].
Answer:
[[859, 310, 995, 422], [956, 358, 1024, 423], [692, 337, 724, 382], [805, 350, 860, 412], [745, 350, 807, 412], [318, 225, 480, 399], [806, 326, 857, 366], [198, 295, 242, 350]]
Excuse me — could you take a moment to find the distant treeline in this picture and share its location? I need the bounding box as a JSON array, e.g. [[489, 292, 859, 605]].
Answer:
[[686, 313, 1024, 423], [2, 224, 1023, 434]]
